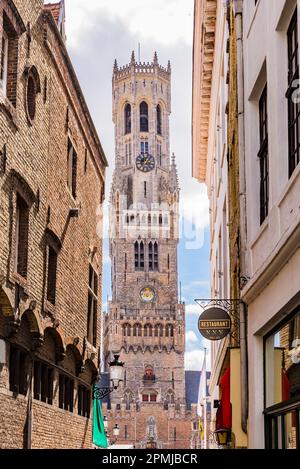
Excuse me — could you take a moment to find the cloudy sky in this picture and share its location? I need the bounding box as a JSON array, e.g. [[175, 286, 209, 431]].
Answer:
[[56, 0, 211, 370]]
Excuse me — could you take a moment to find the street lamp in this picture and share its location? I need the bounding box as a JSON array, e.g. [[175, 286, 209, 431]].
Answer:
[[93, 354, 125, 400], [214, 429, 231, 447], [113, 424, 120, 437]]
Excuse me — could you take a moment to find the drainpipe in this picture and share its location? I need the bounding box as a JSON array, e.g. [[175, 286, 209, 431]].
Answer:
[[233, 0, 248, 435]]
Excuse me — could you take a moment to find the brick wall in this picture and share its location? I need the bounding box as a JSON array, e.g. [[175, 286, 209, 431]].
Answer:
[[0, 0, 107, 448]]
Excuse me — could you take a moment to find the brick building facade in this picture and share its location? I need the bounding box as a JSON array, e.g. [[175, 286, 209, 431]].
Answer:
[[103, 53, 197, 449], [0, 0, 107, 448]]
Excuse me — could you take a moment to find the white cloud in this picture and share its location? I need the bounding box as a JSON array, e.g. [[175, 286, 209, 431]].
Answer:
[[185, 304, 201, 316], [185, 343, 211, 371], [185, 330, 198, 344], [64, 0, 194, 49]]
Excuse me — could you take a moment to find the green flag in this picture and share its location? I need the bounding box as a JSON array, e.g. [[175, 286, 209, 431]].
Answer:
[[92, 390, 108, 448]]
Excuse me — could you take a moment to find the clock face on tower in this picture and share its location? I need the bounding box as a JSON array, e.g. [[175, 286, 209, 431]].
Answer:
[[140, 286, 156, 303], [136, 153, 155, 173]]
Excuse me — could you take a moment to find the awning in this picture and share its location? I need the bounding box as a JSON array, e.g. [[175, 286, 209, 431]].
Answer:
[[216, 367, 232, 430]]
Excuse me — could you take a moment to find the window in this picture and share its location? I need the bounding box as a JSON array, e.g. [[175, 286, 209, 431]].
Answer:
[[87, 264, 98, 346], [154, 324, 163, 337], [133, 323, 142, 337], [59, 374, 74, 412], [258, 85, 269, 224], [157, 105, 162, 135], [33, 360, 54, 405], [0, 30, 8, 96], [157, 142, 162, 166], [144, 324, 153, 337], [141, 138, 149, 155], [142, 393, 157, 402], [125, 103, 131, 134], [287, 9, 300, 177], [140, 101, 149, 132], [78, 385, 91, 418], [125, 141, 132, 166], [144, 181, 147, 198], [15, 194, 29, 278], [166, 324, 174, 337], [264, 308, 300, 448], [9, 346, 28, 396], [134, 241, 144, 270], [67, 138, 77, 199], [0, 13, 19, 105], [27, 75, 36, 122], [122, 323, 131, 336], [125, 425, 128, 440], [142, 394, 149, 402], [46, 246, 58, 305], [149, 241, 158, 271], [173, 428, 177, 441], [150, 394, 157, 402]]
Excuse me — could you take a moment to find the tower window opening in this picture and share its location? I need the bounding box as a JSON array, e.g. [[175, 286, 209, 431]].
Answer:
[[141, 139, 149, 155], [134, 241, 144, 270], [125, 103, 131, 134], [140, 101, 149, 132], [144, 181, 147, 198], [157, 105, 162, 135]]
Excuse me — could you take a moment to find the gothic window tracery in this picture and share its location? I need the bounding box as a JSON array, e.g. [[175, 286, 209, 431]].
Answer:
[[166, 324, 174, 337], [134, 241, 144, 270], [149, 241, 158, 271], [157, 104, 162, 135]]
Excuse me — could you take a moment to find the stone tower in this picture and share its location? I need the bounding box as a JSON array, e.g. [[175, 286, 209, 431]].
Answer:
[[104, 52, 194, 449]]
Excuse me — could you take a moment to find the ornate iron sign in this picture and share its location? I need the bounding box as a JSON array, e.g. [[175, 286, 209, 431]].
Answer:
[[195, 299, 241, 344], [198, 307, 231, 341]]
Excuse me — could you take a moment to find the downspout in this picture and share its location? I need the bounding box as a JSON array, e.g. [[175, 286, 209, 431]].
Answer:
[[233, 0, 248, 436]]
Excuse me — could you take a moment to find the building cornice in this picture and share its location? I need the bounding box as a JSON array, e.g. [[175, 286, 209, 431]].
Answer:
[[192, 0, 217, 183]]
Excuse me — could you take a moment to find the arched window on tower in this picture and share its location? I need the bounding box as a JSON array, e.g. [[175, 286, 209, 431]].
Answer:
[[125, 103, 131, 134], [133, 323, 142, 337], [166, 324, 174, 337], [149, 241, 158, 271], [144, 324, 153, 337], [157, 104, 162, 135], [134, 241, 144, 271], [140, 101, 149, 132], [122, 323, 131, 336], [154, 323, 163, 337]]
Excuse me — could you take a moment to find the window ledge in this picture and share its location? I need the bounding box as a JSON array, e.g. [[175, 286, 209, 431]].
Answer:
[[43, 299, 56, 318], [11, 272, 28, 291], [0, 93, 19, 129]]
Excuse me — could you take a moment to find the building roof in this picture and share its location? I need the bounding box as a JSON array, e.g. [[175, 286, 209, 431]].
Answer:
[[185, 370, 211, 410], [192, 0, 218, 183], [44, 2, 61, 24]]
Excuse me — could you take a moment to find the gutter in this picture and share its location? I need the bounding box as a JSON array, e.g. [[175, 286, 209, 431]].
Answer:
[[233, 0, 248, 436]]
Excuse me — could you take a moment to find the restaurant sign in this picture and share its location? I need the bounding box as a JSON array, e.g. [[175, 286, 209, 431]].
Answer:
[[198, 307, 231, 341]]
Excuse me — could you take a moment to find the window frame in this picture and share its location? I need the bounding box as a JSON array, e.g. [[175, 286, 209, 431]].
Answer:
[[87, 264, 98, 347], [15, 193, 30, 279], [287, 8, 300, 178], [0, 29, 8, 97], [67, 137, 78, 199], [258, 85, 269, 225]]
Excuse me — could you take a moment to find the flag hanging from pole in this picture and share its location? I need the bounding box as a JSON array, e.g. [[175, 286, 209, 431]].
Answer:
[[92, 389, 108, 448]]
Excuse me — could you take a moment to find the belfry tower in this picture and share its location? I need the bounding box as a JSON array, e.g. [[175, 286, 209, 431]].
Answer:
[[104, 52, 194, 449]]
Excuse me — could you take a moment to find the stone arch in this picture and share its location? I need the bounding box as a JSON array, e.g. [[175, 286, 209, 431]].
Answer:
[[81, 359, 97, 384], [41, 326, 65, 363], [19, 308, 42, 335], [61, 344, 83, 376]]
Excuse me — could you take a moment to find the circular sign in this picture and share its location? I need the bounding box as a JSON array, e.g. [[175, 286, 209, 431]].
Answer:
[[140, 286, 156, 303], [198, 307, 231, 341]]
